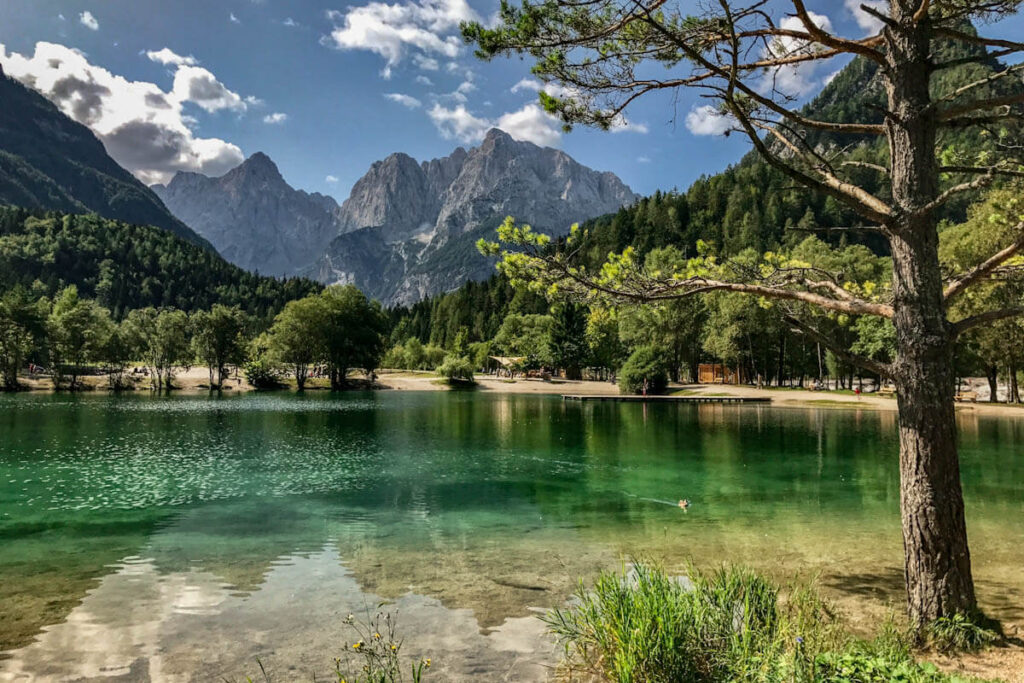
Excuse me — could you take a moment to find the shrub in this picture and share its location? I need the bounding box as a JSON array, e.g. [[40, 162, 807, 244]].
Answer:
[[244, 358, 282, 389], [437, 355, 475, 384], [617, 345, 669, 395]]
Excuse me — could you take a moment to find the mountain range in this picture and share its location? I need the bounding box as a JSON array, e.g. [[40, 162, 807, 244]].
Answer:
[[152, 153, 341, 277], [153, 128, 638, 305], [0, 65, 210, 249]]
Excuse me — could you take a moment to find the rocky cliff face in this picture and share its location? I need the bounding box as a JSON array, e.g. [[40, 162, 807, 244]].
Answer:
[[152, 153, 342, 276], [152, 129, 637, 303], [317, 128, 638, 305]]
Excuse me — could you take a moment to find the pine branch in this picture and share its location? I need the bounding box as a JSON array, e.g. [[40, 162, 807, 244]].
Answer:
[[944, 221, 1024, 303], [952, 307, 1024, 336]]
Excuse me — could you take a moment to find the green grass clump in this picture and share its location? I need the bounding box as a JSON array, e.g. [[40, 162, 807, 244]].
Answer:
[[926, 613, 1000, 654], [543, 561, 999, 683]]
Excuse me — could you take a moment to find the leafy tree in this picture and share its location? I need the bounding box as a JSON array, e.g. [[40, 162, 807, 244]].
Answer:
[[618, 345, 669, 395], [0, 287, 47, 390], [585, 307, 625, 380], [492, 313, 555, 370], [467, 1, 1024, 628], [191, 305, 248, 390], [319, 285, 387, 389], [437, 355, 476, 383], [99, 322, 135, 390], [267, 296, 326, 390], [122, 308, 191, 391], [46, 286, 113, 389]]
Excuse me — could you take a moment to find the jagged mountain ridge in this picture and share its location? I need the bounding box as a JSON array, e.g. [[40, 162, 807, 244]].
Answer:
[[314, 128, 639, 305], [152, 153, 341, 277], [0, 64, 211, 249]]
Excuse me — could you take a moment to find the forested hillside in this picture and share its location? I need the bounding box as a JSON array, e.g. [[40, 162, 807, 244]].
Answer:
[[0, 69, 211, 249], [0, 208, 321, 320]]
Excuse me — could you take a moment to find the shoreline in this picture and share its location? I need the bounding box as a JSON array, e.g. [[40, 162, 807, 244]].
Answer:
[[9, 368, 1024, 418]]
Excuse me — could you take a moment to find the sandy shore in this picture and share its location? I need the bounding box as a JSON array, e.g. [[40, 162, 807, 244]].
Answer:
[[11, 367, 1024, 419]]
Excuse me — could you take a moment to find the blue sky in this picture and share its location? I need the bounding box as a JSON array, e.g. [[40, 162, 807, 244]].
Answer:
[[2, 1, 1022, 200]]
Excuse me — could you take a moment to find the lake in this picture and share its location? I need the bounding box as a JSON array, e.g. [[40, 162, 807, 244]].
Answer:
[[1, 392, 1022, 681]]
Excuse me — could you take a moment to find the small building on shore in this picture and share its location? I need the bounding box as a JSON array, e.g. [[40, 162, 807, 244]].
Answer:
[[698, 363, 748, 385]]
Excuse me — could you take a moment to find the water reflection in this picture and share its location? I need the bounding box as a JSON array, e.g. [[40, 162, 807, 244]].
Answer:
[[1, 392, 1023, 679], [0, 546, 553, 682]]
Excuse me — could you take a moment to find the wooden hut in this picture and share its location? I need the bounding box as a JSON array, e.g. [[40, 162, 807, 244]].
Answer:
[[698, 363, 748, 385]]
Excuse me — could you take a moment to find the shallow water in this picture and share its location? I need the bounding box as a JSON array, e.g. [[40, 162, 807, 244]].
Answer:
[[1, 392, 1022, 681]]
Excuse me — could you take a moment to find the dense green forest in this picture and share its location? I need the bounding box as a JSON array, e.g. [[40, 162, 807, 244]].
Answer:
[[0, 207, 321, 321]]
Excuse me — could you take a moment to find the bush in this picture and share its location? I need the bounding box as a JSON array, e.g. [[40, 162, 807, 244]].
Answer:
[[244, 358, 282, 389], [543, 561, 995, 683], [618, 345, 669, 395], [437, 355, 475, 384]]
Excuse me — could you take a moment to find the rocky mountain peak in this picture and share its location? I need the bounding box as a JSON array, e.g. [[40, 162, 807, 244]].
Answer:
[[315, 131, 639, 305], [222, 152, 286, 187], [152, 153, 341, 277]]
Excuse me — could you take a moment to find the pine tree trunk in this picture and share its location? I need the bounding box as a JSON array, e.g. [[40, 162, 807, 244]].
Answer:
[[885, 10, 976, 629], [986, 366, 998, 403]]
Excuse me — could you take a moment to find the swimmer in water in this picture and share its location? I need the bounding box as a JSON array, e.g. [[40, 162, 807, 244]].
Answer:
[[678, 498, 690, 509]]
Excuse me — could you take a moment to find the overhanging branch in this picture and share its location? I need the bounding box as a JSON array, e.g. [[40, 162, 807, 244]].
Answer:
[[952, 307, 1024, 336], [783, 314, 892, 377]]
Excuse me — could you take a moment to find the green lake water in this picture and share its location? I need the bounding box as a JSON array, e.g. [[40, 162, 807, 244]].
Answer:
[[1, 392, 1022, 681]]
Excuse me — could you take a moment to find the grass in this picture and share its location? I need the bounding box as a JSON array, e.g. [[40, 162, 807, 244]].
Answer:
[[926, 613, 1001, 654], [543, 561, 1001, 683]]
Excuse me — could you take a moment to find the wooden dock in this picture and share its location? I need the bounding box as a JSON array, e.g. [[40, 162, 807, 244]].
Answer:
[[562, 394, 770, 404]]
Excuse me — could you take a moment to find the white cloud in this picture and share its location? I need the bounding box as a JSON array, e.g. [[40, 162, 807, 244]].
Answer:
[[609, 115, 648, 134], [145, 48, 198, 67], [384, 92, 422, 108], [412, 54, 439, 71], [685, 104, 735, 136], [427, 103, 491, 142], [510, 77, 542, 93], [283, 17, 300, 28], [427, 102, 562, 146], [845, 0, 887, 34], [0, 41, 246, 184], [171, 65, 247, 113], [58, 13, 66, 21], [79, 11, 99, 30], [637, 155, 651, 163], [230, 12, 241, 24], [495, 104, 562, 146], [263, 112, 288, 124], [326, 175, 339, 183], [415, 74, 433, 85], [761, 12, 835, 97], [323, 0, 478, 75]]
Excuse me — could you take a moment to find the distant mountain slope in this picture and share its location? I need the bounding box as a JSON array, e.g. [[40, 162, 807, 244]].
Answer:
[[152, 153, 342, 276], [314, 128, 639, 305], [0, 65, 211, 249], [0, 207, 321, 320]]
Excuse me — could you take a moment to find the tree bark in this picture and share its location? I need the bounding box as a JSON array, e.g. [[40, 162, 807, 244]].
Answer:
[[885, 10, 977, 629], [1011, 364, 1020, 404], [986, 366, 998, 403]]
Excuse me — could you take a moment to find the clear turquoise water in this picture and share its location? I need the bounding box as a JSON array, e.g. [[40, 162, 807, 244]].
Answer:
[[1, 392, 1022, 681]]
